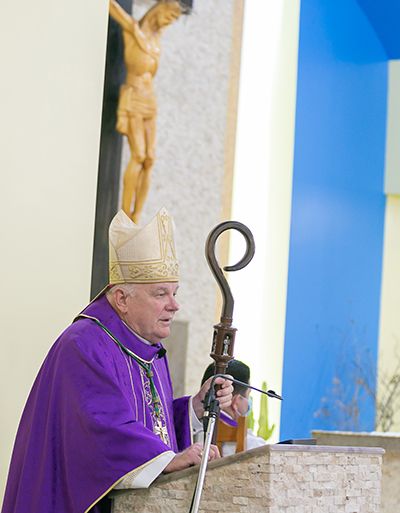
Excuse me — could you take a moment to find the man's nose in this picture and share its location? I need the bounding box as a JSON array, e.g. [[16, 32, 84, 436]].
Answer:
[[168, 296, 179, 311]]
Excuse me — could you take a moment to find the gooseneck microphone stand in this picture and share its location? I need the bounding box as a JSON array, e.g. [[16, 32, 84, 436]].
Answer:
[[188, 375, 283, 513]]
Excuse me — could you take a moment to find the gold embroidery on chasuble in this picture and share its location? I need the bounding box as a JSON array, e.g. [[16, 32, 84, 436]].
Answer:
[[122, 351, 139, 419], [139, 366, 171, 447]]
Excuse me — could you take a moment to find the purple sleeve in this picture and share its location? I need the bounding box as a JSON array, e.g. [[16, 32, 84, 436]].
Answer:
[[172, 396, 192, 451]]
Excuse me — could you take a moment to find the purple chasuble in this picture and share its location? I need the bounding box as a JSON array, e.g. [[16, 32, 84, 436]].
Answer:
[[2, 295, 192, 513]]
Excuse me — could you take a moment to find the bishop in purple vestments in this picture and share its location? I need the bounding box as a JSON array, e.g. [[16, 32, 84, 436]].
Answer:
[[2, 208, 233, 513]]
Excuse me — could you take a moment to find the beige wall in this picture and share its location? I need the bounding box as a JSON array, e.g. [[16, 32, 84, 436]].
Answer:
[[378, 59, 400, 432], [228, 0, 300, 441], [0, 0, 109, 500], [378, 195, 400, 431]]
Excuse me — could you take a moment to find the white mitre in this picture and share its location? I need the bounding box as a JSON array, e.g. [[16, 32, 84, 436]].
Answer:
[[108, 207, 179, 284]]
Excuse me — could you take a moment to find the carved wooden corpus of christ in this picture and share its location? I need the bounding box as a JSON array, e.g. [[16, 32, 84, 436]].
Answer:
[[108, 0, 183, 226], [205, 221, 255, 442]]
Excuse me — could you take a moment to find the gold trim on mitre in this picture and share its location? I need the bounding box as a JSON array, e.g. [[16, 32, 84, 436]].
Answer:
[[108, 207, 179, 284]]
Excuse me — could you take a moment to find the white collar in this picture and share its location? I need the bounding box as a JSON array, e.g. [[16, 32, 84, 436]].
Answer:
[[122, 320, 155, 346]]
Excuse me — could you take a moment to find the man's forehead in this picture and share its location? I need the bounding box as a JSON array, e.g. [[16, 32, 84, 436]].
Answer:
[[154, 283, 179, 290], [142, 282, 179, 292]]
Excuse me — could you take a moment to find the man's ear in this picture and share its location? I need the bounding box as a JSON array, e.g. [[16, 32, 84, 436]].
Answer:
[[231, 393, 240, 413], [112, 288, 129, 314]]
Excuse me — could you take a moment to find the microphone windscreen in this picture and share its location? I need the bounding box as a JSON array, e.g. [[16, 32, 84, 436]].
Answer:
[[157, 348, 167, 359]]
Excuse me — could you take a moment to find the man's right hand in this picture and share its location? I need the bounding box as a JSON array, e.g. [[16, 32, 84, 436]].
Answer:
[[192, 376, 234, 420], [163, 443, 220, 473]]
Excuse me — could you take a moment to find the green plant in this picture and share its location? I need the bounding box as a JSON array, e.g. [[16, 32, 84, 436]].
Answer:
[[257, 381, 275, 441]]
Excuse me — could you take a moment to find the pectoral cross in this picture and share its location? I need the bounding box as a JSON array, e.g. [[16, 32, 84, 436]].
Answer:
[[154, 418, 169, 444]]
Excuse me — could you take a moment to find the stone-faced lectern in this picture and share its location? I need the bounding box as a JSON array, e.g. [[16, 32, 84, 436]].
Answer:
[[110, 443, 384, 512]]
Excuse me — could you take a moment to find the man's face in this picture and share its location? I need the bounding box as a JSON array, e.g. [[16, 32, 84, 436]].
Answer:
[[124, 282, 179, 344], [157, 4, 181, 27]]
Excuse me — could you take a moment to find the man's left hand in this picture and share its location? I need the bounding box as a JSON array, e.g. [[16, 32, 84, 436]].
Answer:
[[192, 375, 234, 420]]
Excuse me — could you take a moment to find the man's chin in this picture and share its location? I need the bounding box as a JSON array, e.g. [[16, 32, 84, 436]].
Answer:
[[155, 326, 171, 342]]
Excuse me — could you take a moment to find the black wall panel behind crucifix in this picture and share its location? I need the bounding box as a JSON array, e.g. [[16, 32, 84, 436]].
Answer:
[[90, 0, 133, 299]]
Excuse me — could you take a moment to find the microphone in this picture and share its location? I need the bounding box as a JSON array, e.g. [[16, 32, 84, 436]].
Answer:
[[157, 348, 167, 359], [201, 375, 283, 433], [210, 374, 283, 400]]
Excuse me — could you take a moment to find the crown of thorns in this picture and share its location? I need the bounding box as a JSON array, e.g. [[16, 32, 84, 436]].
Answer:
[[157, 0, 192, 15]]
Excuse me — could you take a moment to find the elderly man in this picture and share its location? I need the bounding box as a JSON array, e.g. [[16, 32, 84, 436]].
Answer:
[[2, 208, 233, 513]]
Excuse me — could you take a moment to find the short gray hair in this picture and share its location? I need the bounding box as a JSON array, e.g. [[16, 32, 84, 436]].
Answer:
[[106, 283, 138, 298]]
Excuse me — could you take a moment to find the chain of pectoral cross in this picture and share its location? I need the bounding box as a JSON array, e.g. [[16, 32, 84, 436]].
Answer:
[[133, 360, 170, 444], [87, 316, 168, 442]]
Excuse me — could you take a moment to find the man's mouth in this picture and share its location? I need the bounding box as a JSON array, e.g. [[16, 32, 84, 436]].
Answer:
[[160, 318, 172, 324]]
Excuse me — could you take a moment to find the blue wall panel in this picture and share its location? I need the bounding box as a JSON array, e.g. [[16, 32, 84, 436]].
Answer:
[[280, 0, 387, 440], [357, 0, 400, 59]]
